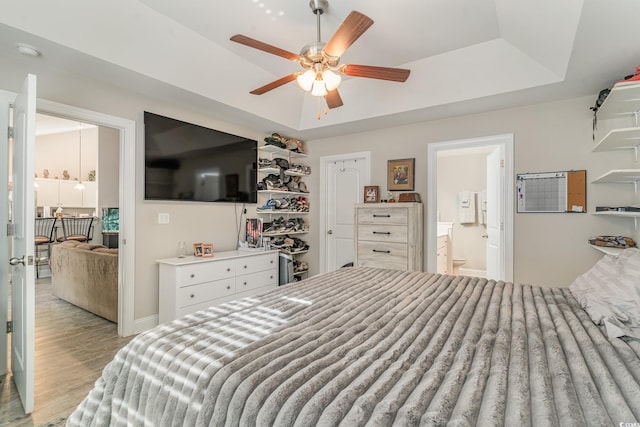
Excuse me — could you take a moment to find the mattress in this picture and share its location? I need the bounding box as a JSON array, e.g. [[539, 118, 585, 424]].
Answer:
[[67, 267, 640, 426]]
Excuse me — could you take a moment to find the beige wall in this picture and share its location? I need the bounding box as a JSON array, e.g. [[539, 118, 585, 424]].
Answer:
[[4, 61, 639, 325], [97, 126, 120, 210], [304, 95, 638, 287], [437, 153, 488, 270]]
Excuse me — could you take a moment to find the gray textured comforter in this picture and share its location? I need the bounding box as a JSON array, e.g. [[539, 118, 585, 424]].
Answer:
[[68, 267, 640, 426]]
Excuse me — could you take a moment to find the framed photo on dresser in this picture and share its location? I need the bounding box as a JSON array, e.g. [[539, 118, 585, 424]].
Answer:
[[364, 185, 380, 203]]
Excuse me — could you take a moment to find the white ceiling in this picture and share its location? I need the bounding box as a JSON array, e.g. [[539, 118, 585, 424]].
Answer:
[[1, 0, 640, 140]]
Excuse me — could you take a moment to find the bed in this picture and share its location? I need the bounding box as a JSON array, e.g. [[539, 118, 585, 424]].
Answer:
[[67, 266, 640, 426]]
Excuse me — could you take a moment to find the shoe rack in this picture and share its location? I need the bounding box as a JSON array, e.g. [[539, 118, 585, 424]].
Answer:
[[257, 138, 311, 281]]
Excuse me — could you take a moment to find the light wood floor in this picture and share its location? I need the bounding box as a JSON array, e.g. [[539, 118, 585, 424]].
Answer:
[[1, 278, 133, 426]]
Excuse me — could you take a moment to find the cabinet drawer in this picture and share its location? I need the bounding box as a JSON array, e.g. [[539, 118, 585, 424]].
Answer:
[[357, 207, 408, 225], [357, 224, 408, 243], [235, 252, 278, 275], [357, 241, 408, 270], [236, 270, 277, 292], [178, 277, 235, 307], [179, 260, 235, 287]]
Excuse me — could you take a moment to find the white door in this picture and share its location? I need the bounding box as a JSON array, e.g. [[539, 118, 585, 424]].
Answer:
[[10, 74, 37, 413], [320, 153, 370, 272], [485, 146, 503, 280]]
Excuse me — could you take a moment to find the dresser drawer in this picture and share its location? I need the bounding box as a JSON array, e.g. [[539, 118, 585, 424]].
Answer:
[[235, 252, 278, 275], [357, 241, 408, 270], [178, 260, 235, 287], [357, 224, 408, 243], [178, 277, 236, 307], [236, 270, 277, 292], [357, 207, 408, 225]]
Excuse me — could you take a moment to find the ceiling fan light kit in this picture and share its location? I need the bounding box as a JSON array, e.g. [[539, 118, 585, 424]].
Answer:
[[230, 0, 410, 113]]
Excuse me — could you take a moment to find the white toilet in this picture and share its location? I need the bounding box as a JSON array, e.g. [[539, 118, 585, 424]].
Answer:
[[452, 257, 467, 275]]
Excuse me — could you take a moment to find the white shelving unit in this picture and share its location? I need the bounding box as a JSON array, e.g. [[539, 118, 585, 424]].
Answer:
[[257, 143, 311, 282], [590, 82, 640, 255]]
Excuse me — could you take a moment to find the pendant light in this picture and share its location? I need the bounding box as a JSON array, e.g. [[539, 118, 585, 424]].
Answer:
[[75, 123, 85, 190]]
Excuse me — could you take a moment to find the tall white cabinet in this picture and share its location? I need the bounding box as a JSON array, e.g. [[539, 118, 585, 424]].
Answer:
[[354, 203, 424, 271], [591, 81, 640, 256]]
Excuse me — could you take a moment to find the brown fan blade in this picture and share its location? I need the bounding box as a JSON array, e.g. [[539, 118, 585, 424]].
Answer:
[[341, 64, 410, 82], [230, 34, 301, 62], [325, 89, 344, 109], [323, 11, 374, 58], [250, 74, 298, 95]]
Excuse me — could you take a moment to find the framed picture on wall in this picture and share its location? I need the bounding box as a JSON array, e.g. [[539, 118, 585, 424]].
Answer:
[[364, 185, 380, 203], [388, 158, 415, 191]]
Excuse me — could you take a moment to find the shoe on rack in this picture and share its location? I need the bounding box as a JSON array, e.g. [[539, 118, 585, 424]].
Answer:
[[263, 174, 282, 190], [274, 158, 289, 170], [257, 199, 278, 211], [298, 182, 308, 193]]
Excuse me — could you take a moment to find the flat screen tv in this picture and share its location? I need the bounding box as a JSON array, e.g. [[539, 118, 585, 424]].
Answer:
[[144, 112, 257, 203]]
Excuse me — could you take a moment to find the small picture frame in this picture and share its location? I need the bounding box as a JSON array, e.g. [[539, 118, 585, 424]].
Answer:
[[388, 158, 415, 191], [364, 185, 380, 203], [202, 243, 213, 257], [193, 243, 203, 257]]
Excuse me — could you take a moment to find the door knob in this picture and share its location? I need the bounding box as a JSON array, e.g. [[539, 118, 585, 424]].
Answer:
[[482, 234, 488, 238], [9, 256, 26, 266], [327, 230, 333, 234]]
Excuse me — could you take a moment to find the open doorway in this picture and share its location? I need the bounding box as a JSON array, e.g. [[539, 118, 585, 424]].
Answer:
[[34, 113, 120, 321], [427, 134, 514, 281], [36, 99, 136, 337]]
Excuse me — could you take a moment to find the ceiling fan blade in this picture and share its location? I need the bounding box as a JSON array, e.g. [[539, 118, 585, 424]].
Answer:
[[341, 64, 410, 82], [325, 89, 344, 109], [323, 11, 374, 58], [230, 34, 301, 62], [250, 74, 298, 95]]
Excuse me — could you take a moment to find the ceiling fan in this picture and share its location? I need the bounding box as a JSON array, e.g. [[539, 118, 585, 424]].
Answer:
[[230, 0, 410, 110]]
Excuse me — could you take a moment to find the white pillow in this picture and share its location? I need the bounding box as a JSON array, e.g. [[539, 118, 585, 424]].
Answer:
[[569, 248, 640, 340]]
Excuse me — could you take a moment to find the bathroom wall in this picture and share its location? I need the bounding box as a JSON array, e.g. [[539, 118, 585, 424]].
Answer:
[[437, 151, 490, 271]]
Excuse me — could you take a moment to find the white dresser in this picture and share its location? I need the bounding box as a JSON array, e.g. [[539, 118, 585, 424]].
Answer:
[[157, 250, 279, 323], [354, 203, 424, 271]]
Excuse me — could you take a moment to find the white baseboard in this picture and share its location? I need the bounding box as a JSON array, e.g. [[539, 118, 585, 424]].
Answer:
[[134, 314, 158, 334], [458, 267, 486, 278]]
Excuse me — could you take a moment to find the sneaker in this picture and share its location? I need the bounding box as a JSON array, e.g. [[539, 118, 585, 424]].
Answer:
[[274, 158, 289, 170], [257, 199, 277, 211], [298, 182, 308, 193], [263, 174, 282, 190]]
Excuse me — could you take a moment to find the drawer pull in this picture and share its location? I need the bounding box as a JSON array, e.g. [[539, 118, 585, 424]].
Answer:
[[270, 275, 273, 279], [270, 260, 274, 264], [373, 214, 391, 218], [226, 285, 231, 290], [244, 265, 247, 269], [373, 231, 391, 235], [190, 274, 195, 278], [190, 293, 195, 298], [226, 268, 231, 272], [243, 281, 247, 286], [373, 249, 391, 254]]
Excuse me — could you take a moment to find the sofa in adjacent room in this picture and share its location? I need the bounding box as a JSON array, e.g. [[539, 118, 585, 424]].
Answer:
[[50, 240, 118, 322]]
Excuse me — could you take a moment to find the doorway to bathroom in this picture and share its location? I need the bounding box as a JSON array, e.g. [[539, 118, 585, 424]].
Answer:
[[427, 134, 514, 282]]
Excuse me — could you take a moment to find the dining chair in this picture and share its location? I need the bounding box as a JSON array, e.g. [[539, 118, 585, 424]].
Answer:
[[59, 217, 95, 243], [34, 217, 58, 278]]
